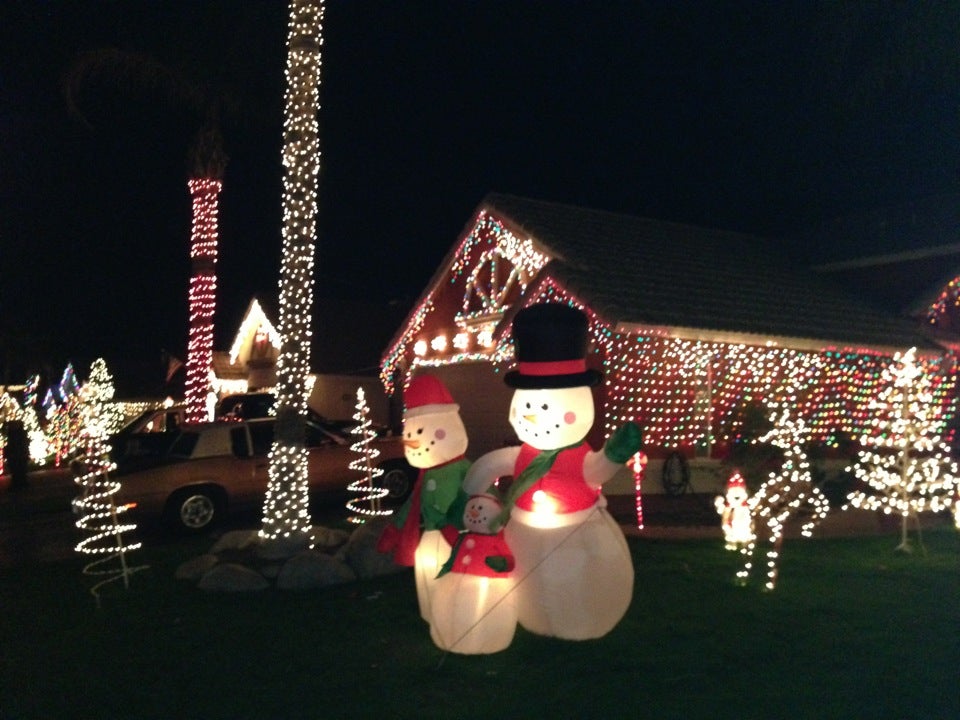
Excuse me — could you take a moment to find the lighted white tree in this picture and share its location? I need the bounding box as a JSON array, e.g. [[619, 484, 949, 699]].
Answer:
[[737, 404, 829, 590], [844, 347, 958, 552], [345, 387, 391, 524], [73, 358, 146, 602], [260, 0, 324, 550]]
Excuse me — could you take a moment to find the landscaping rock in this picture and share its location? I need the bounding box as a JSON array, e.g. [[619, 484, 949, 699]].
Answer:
[[175, 553, 219, 581], [276, 550, 357, 590], [209, 529, 261, 554], [338, 519, 406, 579], [198, 562, 270, 592], [311, 525, 351, 550]]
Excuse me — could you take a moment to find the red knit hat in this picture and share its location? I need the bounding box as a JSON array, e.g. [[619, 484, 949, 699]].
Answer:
[[727, 471, 746, 489], [404, 374, 459, 419]]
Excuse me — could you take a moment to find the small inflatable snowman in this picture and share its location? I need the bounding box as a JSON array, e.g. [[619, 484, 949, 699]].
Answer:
[[430, 493, 517, 654], [464, 303, 641, 640], [715, 471, 754, 550], [377, 374, 470, 624]]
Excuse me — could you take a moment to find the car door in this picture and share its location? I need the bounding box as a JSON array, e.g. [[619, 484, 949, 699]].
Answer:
[[305, 421, 354, 492], [247, 420, 275, 493]]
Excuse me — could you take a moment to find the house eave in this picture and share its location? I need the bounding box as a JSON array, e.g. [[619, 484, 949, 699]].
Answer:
[[613, 322, 942, 358]]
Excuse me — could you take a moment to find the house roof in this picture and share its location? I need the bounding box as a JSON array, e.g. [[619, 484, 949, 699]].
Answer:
[[481, 193, 940, 352], [813, 243, 960, 317]]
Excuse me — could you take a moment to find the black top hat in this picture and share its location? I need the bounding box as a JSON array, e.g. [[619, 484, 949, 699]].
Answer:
[[504, 303, 603, 389]]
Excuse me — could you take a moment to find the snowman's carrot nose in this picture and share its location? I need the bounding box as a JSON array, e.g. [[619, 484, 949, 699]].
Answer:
[[523, 414, 537, 423], [404, 440, 421, 449]]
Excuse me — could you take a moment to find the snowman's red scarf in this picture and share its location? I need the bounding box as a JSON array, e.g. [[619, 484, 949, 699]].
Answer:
[[493, 442, 579, 530]]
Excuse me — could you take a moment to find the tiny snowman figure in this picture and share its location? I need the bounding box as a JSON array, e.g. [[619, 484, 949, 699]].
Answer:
[[715, 471, 754, 550], [430, 493, 517, 654], [377, 374, 470, 624], [464, 303, 642, 641]]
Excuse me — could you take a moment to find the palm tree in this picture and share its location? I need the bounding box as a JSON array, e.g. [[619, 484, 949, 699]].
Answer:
[[64, 48, 229, 423], [258, 0, 324, 551]]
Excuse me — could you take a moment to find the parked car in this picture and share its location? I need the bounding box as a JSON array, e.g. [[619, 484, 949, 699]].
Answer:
[[109, 404, 186, 471], [214, 391, 384, 435], [214, 392, 276, 421], [112, 416, 415, 533]]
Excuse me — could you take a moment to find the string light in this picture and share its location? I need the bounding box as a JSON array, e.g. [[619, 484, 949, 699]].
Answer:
[[229, 298, 281, 364], [378, 207, 960, 552], [715, 470, 755, 550], [345, 387, 392, 523], [380, 210, 956, 457], [843, 347, 959, 551], [184, 177, 222, 424], [632, 451, 647, 530], [380, 211, 549, 392], [72, 359, 147, 603], [736, 403, 830, 590], [260, 0, 324, 546]]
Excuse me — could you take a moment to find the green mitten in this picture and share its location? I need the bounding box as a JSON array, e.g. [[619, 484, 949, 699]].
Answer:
[[603, 421, 643, 463], [485, 556, 509, 573]]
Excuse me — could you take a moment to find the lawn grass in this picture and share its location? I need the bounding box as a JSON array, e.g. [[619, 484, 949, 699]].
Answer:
[[1, 525, 957, 720]]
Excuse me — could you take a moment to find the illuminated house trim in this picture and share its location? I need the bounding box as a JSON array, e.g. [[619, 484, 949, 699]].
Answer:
[[381, 194, 957, 459]]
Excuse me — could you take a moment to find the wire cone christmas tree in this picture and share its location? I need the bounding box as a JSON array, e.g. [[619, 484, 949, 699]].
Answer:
[[737, 403, 829, 590], [844, 347, 958, 552], [345, 387, 391, 524], [73, 359, 147, 603]]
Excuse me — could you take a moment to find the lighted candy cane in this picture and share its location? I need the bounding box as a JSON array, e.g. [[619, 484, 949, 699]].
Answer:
[[632, 451, 647, 530]]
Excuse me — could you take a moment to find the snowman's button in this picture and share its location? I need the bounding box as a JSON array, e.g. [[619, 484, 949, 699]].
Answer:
[[465, 538, 476, 549], [462, 555, 471, 565], [425, 479, 437, 491]]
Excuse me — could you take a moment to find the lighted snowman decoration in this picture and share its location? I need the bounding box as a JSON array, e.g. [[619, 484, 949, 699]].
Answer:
[[376, 374, 470, 624], [464, 303, 641, 640], [715, 471, 755, 550], [430, 493, 517, 654]]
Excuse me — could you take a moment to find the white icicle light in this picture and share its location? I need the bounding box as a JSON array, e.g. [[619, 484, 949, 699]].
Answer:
[[260, 0, 325, 545]]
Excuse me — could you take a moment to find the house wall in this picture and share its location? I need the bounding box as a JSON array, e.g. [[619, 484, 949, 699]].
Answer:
[[415, 363, 517, 458], [308, 374, 389, 426]]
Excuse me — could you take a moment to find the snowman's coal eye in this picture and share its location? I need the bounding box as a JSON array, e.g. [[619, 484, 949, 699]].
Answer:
[[525, 402, 531, 409], [416, 427, 423, 435], [541, 404, 549, 411]]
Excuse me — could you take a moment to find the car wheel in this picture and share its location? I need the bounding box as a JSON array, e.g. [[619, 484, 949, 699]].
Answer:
[[165, 488, 222, 532], [378, 462, 414, 501]]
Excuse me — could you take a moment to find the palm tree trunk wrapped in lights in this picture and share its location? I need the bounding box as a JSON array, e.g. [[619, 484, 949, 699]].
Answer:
[[259, 0, 324, 549], [184, 176, 223, 424]]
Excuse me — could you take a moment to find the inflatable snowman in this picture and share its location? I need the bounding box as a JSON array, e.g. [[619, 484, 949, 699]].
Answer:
[[464, 303, 641, 640], [377, 374, 470, 624], [715, 471, 754, 550], [430, 493, 517, 654]]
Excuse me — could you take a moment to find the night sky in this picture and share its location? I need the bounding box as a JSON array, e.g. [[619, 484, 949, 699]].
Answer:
[[2, 1, 959, 393]]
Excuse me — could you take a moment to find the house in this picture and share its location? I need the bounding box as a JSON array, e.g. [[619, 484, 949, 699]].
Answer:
[[380, 193, 958, 494], [211, 296, 406, 424]]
